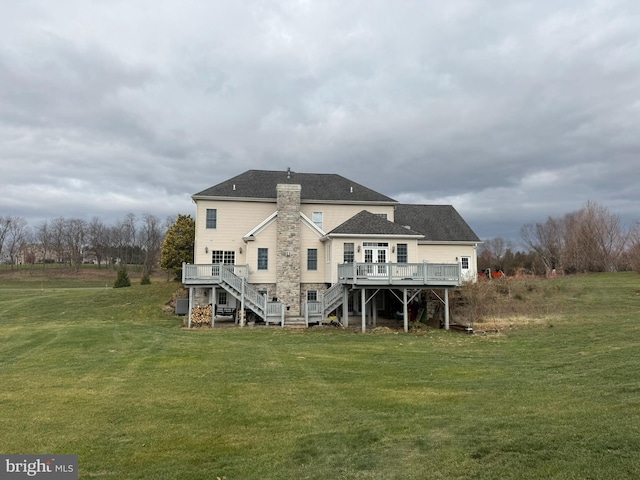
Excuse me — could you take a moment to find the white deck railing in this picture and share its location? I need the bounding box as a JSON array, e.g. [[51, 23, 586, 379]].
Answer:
[[182, 263, 248, 283], [337, 262, 460, 285]]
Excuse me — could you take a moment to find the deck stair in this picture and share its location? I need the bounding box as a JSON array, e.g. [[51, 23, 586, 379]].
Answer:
[[214, 265, 285, 325], [303, 283, 347, 326]]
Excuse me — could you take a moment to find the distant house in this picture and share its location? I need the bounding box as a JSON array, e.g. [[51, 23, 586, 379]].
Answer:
[[183, 169, 480, 331]]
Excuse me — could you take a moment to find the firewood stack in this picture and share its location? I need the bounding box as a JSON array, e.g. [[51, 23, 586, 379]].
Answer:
[[189, 305, 213, 327]]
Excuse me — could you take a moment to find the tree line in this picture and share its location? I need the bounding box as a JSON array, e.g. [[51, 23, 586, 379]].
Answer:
[[0, 213, 174, 275], [479, 201, 640, 276]]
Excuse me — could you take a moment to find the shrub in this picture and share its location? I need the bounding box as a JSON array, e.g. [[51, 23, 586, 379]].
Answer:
[[140, 273, 151, 285]]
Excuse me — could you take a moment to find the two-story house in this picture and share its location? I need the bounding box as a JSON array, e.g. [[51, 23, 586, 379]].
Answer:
[[182, 168, 481, 332]]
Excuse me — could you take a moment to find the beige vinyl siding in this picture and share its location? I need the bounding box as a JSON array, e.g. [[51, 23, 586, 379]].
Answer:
[[194, 200, 276, 264], [415, 244, 476, 264], [389, 240, 419, 263], [299, 204, 395, 232], [416, 243, 478, 280], [300, 221, 325, 283], [245, 220, 278, 284]]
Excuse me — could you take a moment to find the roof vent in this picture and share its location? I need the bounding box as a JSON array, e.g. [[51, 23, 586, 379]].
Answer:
[[350, 186, 353, 193], [287, 167, 291, 179], [233, 184, 236, 191], [404, 225, 411, 229]]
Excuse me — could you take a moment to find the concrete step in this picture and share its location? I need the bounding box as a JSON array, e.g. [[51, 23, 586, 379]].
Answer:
[[283, 317, 307, 327]]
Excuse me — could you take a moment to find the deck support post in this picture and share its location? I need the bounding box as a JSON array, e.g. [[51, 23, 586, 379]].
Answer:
[[211, 286, 216, 327], [342, 287, 349, 328], [444, 288, 450, 330], [361, 289, 366, 333], [403, 288, 408, 333], [372, 295, 377, 327], [188, 287, 194, 328], [240, 280, 245, 327]]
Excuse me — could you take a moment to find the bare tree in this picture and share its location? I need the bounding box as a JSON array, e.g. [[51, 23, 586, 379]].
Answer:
[[587, 202, 629, 272], [0, 216, 11, 264], [35, 220, 52, 268], [65, 218, 88, 270], [50, 217, 67, 264], [520, 217, 564, 275], [5, 217, 29, 268], [563, 202, 629, 272], [88, 217, 110, 268], [479, 237, 514, 272], [628, 222, 640, 274], [122, 213, 138, 264], [562, 210, 594, 273], [138, 213, 164, 275], [110, 221, 126, 266]]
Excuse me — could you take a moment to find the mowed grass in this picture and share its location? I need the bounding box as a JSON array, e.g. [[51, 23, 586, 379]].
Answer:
[[0, 272, 639, 479]]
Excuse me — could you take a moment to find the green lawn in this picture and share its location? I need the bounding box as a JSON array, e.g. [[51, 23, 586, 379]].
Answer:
[[0, 273, 639, 479]]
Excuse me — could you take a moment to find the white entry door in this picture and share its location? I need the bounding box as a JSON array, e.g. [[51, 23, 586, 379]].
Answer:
[[363, 242, 389, 276], [460, 256, 473, 282]]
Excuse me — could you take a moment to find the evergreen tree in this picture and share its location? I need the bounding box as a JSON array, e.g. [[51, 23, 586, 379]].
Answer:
[[114, 263, 131, 288], [159, 214, 195, 281]]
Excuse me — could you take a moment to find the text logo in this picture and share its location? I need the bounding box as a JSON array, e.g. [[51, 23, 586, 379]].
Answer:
[[1, 455, 77, 479]]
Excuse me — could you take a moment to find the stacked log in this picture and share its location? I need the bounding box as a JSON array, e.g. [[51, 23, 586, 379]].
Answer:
[[189, 305, 213, 327]]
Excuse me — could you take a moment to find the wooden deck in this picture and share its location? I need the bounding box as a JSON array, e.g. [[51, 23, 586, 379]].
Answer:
[[337, 262, 461, 287], [182, 263, 248, 285], [183, 262, 461, 288]]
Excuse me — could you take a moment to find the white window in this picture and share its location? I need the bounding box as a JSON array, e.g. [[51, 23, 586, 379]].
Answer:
[[258, 248, 268, 270], [217, 291, 227, 305], [344, 243, 354, 263], [397, 244, 408, 263], [307, 249, 318, 270], [211, 250, 235, 264], [206, 209, 217, 229], [312, 212, 323, 229]]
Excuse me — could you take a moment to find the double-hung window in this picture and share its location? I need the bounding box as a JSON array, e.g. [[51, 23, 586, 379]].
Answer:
[[206, 209, 217, 229], [312, 212, 323, 230], [397, 244, 408, 263], [257, 248, 268, 270], [343, 243, 354, 263], [307, 248, 318, 270]]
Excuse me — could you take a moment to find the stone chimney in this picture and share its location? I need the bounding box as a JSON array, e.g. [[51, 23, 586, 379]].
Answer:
[[276, 183, 301, 316]]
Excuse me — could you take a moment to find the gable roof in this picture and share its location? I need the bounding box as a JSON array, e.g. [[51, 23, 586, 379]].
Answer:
[[394, 204, 481, 243], [193, 169, 396, 203], [329, 210, 423, 237]]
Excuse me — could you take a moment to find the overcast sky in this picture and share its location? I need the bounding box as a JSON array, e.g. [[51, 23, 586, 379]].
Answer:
[[1, 0, 638, 242]]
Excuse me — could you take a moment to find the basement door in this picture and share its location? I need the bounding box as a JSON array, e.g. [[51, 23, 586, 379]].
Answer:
[[363, 242, 389, 276]]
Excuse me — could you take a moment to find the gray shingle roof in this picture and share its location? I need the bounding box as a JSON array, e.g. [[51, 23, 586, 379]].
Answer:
[[329, 210, 423, 236], [394, 204, 480, 242], [194, 169, 396, 203]]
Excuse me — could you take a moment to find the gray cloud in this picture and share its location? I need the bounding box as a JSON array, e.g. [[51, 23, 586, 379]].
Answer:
[[1, 0, 639, 240]]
